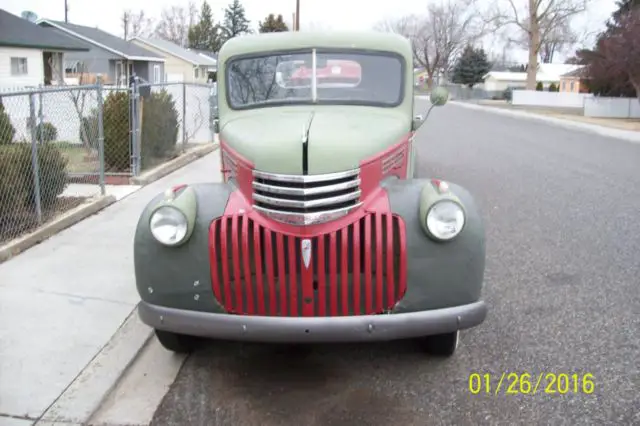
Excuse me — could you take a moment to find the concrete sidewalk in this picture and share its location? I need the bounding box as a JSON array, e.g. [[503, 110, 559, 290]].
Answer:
[[447, 100, 640, 143], [0, 149, 222, 425]]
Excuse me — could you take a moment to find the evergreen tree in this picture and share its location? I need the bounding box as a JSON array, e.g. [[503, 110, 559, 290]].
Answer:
[[221, 0, 251, 42], [606, 0, 640, 33], [258, 13, 289, 33], [188, 1, 223, 52], [451, 46, 492, 88]]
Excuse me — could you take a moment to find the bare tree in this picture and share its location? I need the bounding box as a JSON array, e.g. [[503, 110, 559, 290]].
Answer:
[[154, 3, 198, 47], [374, 0, 490, 88], [122, 10, 155, 40], [489, 0, 591, 89]]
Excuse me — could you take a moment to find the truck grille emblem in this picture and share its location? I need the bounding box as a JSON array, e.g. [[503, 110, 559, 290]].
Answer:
[[301, 239, 312, 269]]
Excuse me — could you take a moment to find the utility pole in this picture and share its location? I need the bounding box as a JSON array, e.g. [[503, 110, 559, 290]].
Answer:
[[295, 0, 300, 31], [64, 0, 68, 22]]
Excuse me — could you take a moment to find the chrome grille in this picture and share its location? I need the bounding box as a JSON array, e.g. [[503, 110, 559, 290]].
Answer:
[[252, 169, 362, 226]]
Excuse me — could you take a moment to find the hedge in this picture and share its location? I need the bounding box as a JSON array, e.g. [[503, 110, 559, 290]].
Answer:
[[0, 143, 68, 234], [102, 91, 130, 171], [140, 89, 179, 169], [100, 88, 180, 172], [0, 98, 16, 145]]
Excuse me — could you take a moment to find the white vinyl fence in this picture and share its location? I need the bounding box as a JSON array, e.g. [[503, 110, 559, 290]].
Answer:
[[583, 97, 640, 118], [512, 90, 593, 108]]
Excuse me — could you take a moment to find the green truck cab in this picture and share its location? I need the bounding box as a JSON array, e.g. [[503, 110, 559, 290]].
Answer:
[[133, 30, 487, 357]]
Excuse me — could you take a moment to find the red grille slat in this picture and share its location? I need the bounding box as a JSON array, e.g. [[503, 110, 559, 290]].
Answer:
[[364, 214, 373, 313], [353, 221, 361, 314], [210, 221, 222, 302], [210, 213, 406, 318], [231, 215, 242, 312], [264, 228, 277, 314], [253, 224, 265, 315], [398, 218, 408, 298], [329, 232, 338, 316], [220, 218, 232, 309], [276, 233, 286, 316], [341, 228, 349, 315], [317, 237, 327, 316], [288, 236, 299, 316], [375, 213, 384, 312], [385, 213, 396, 305], [241, 217, 254, 314]]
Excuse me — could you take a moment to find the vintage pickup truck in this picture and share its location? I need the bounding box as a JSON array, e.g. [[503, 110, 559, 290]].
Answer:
[[133, 30, 487, 357]]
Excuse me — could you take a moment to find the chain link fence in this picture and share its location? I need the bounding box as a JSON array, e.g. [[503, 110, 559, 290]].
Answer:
[[414, 83, 505, 101], [0, 78, 217, 244]]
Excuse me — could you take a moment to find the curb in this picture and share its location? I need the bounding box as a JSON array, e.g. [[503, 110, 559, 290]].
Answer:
[[0, 195, 117, 264], [36, 305, 154, 425], [449, 101, 640, 143], [130, 143, 219, 185]]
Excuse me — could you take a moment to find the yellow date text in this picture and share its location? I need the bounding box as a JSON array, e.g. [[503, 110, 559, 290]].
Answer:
[[468, 372, 595, 395]]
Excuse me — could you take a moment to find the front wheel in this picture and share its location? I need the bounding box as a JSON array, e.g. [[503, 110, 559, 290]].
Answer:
[[420, 331, 459, 357], [155, 329, 200, 354]]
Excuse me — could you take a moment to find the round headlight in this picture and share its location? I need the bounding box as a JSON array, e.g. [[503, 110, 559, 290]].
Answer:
[[149, 206, 188, 246], [426, 200, 465, 241]]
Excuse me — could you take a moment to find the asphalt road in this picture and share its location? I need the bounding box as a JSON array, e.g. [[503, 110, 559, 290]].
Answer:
[[150, 100, 640, 426]]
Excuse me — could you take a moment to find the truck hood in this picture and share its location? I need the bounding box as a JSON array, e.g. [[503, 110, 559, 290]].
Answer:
[[220, 107, 410, 174]]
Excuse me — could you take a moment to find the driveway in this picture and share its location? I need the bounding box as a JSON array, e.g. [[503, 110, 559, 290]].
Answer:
[[148, 101, 640, 425]]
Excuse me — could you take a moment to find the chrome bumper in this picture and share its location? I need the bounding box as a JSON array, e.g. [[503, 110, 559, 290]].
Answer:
[[138, 300, 487, 343]]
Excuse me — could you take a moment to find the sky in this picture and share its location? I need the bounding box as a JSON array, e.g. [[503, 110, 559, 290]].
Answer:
[[1, 0, 620, 63]]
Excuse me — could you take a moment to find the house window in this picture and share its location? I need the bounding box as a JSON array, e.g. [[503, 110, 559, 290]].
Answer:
[[194, 67, 199, 79], [569, 81, 575, 92], [10, 57, 28, 75], [153, 65, 161, 83]]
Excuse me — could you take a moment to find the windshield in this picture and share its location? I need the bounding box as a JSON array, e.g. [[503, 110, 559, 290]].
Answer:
[[225, 50, 404, 109]]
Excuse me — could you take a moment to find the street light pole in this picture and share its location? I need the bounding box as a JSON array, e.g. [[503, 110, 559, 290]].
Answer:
[[295, 0, 300, 31], [64, 0, 68, 22]]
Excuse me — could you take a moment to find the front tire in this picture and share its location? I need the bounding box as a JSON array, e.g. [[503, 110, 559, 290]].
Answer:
[[155, 329, 200, 353], [421, 331, 459, 357]]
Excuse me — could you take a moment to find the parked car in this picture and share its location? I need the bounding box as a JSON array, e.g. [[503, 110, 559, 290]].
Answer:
[[133, 30, 487, 357]]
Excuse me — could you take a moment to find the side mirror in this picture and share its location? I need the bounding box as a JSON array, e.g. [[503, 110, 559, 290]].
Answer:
[[430, 87, 449, 106]]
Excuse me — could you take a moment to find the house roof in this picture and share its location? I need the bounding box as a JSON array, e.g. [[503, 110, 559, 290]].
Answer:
[[37, 19, 165, 61], [187, 48, 218, 61], [0, 9, 89, 51], [131, 37, 217, 67], [483, 63, 583, 83], [561, 67, 587, 78]]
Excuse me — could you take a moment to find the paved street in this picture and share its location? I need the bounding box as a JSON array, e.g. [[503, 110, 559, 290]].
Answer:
[[149, 101, 640, 426]]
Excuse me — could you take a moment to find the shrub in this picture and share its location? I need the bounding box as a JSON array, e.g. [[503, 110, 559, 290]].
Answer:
[[0, 98, 16, 145], [140, 89, 179, 169], [503, 87, 513, 102], [35, 122, 58, 143], [80, 109, 100, 149], [102, 91, 130, 172], [535, 81, 544, 91], [0, 143, 68, 230], [548, 82, 559, 92]]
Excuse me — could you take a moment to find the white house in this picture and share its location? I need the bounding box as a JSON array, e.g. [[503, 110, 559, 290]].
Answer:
[[483, 63, 582, 91], [130, 37, 218, 84], [0, 9, 90, 90]]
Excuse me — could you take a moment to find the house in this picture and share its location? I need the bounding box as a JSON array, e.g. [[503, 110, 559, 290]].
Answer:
[[482, 63, 582, 91], [559, 67, 590, 93], [36, 19, 165, 86], [0, 9, 90, 89], [187, 48, 218, 81], [129, 37, 217, 83]]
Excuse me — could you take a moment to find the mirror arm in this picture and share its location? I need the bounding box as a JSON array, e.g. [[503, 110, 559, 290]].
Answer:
[[423, 103, 437, 122]]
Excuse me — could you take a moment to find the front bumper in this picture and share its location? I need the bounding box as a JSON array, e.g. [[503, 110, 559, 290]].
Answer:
[[138, 300, 487, 343]]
